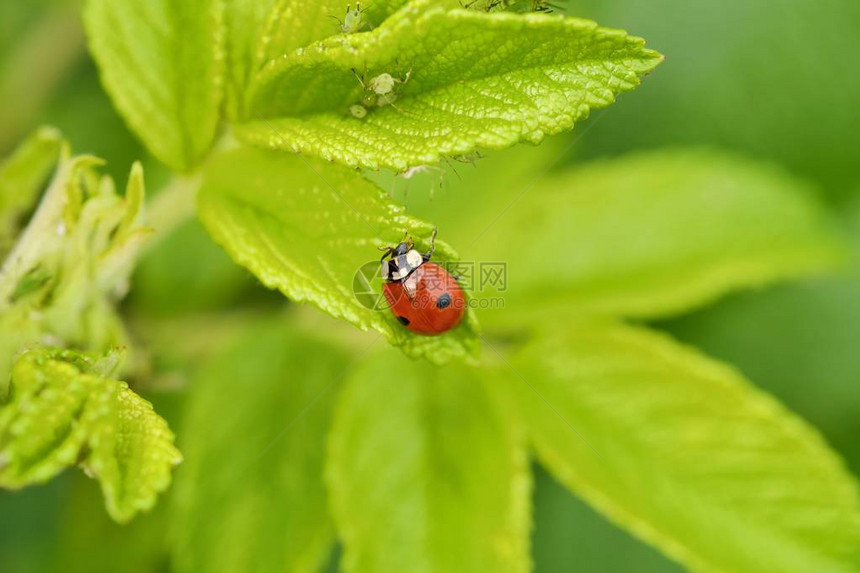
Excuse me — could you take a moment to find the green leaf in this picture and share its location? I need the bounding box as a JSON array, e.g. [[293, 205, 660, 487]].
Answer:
[[327, 347, 530, 573], [196, 145, 480, 363], [365, 131, 569, 247], [501, 322, 860, 572], [223, 0, 413, 119], [0, 348, 181, 523], [237, 5, 662, 170], [171, 320, 344, 573], [84, 0, 224, 171], [661, 200, 860, 475], [0, 126, 62, 255], [221, 0, 279, 120], [466, 149, 846, 326], [256, 0, 411, 69], [531, 465, 681, 573]]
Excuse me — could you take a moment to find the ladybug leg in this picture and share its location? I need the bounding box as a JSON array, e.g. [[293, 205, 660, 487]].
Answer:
[[378, 245, 394, 261], [423, 227, 437, 262]]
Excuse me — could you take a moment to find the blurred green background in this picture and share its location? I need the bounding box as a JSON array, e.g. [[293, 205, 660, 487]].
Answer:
[[1, 0, 859, 571]]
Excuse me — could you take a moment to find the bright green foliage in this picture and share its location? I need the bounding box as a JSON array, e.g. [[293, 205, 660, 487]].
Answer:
[[458, 0, 558, 12], [465, 149, 846, 326], [665, 200, 860, 476], [502, 322, 860, 572], [256, 0, 411, 68], [221, 0, 279, 120], [238, 4, 662, 170], [84, 0, 223, 171], [378, 146, 846, 326], [197, 146, 480, 363], [223, 0, 342, 119], [83, 0, 661, 173], [223, 0, 424, 120], [6, 0, 859, 569], [172, 321, 345, 573], [367, 133, 570, 246], [0, 126, 61, 255], [0, 349, 181, 523], [327, 348, 530, 573], [221, 0, 413, 119], [0, 143, 150, 393]]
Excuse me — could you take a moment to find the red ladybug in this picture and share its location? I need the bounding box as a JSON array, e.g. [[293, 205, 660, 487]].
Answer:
[[379, 229, 466, 335]]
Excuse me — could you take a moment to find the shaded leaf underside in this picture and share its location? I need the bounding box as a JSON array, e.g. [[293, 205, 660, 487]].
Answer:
[[467, 149, 847, 326], [172, 323, 344, 573], [328, 349, 531, 573]]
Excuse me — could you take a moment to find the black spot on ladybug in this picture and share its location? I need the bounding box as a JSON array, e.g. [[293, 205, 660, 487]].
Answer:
[[436, 293, 452, 309], [397, 315, 410, 326]]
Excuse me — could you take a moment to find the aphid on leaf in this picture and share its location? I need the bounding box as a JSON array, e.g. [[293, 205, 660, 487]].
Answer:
[[395, 164, 446, 202], [352, 65, 412, 108], [461, 0, 558, 12], [379, 229, 466, 335], [331, 3, 370, 34], [349, 104, 368, 119], [450, 151, 485, 164], [460, 0, 500, 10], [528, 0, 560, 13]]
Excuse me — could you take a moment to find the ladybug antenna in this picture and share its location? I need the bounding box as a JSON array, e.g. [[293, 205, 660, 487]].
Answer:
[[424, 228, 437, 261]]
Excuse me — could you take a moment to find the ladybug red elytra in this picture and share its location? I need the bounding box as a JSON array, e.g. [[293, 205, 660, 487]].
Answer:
[[379, 229, 466, 335]]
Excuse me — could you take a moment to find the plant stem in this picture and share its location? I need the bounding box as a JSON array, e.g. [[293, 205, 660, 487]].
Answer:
[[141, 130, 238, 252], [141, 173, 201, 254]]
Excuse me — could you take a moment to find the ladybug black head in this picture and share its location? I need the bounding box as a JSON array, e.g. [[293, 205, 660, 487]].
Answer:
[[378, 229, 436, 271], [379, 233, 414, 262], [393, 241, 411, 257]]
